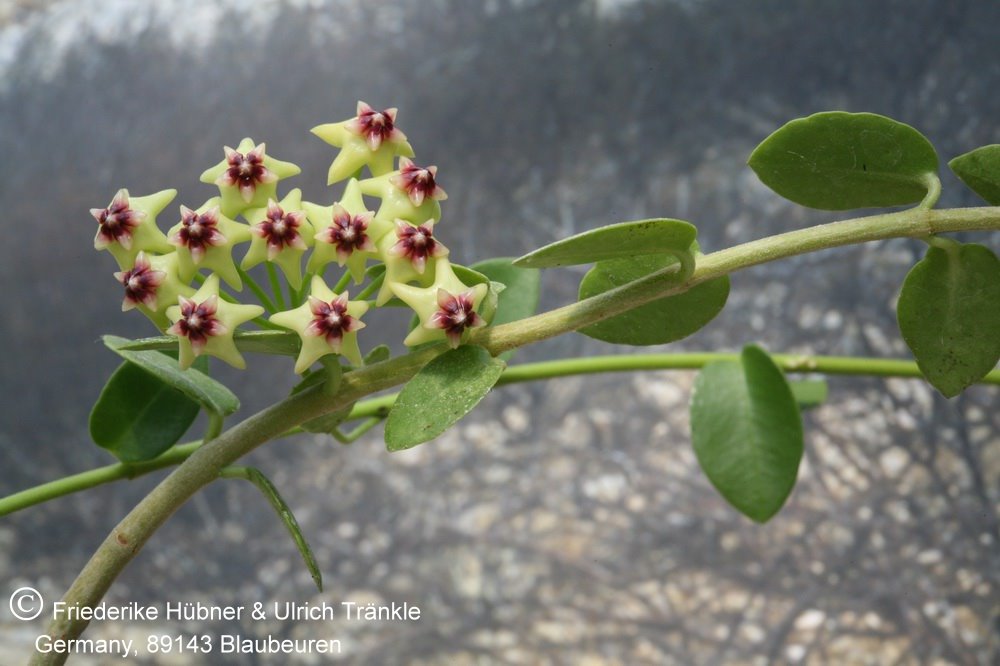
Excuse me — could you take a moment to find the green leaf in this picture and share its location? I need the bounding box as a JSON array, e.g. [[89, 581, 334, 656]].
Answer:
[[690, 345, 804, 523], [748, 111, 939, 210], [221, 466, 322, 592], [897, 241, 1000, 397], [228, 331, 301, 356], [578, 254, 729, 345], [471, 258, 541, 326], [450, 263, 491, 288], [789, 379, 828, 409], [385, 346, 506, 451], [90, 357, 204, 462], [117, 330, 300, 357], [471, 258, 541, 361], [363, 344, 392, 365], [949, 145, 1000, 205], [104, 335, 239, 416], [513, 218, 697, 269]]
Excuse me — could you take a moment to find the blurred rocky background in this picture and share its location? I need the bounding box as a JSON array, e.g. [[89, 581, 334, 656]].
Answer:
[[1, 0, 998, 663]]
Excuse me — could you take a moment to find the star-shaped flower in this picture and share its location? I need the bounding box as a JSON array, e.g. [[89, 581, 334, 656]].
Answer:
[[428, 288, 487, 348], [113, 252, 195, 330], [241, 189, 313, 289], [373, 219, 449, 306], [167, 199, 252, 290], [392, 260, 488, 348], [312, 101, 415, 184], [390, 158, 448, 207], [269, 275, 369, 373], [115, 251, 164, 311], [347, 102, 407, 151], [166, 274, 264, 369], [90, 188, 176, 269], [358, 163, 443, 227], [387, 219, 448, 274], [199, 138, 301, 218], [303, 179, 389, 283]]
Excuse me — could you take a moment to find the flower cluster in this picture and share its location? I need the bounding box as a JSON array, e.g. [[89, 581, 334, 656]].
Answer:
[[91, 101, 488, 371]]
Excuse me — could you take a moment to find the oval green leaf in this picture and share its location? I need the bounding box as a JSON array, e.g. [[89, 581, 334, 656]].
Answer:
[[104, 335, 239, 416], [363, 344, 392, 365], [116, 330, 300, 357], [897, 241, 1000, 397], [949, 145, 1000, 205], [385, 346, 506, 451], [471, 258, 541, 361], [471, 258, 541, 326], [221, 466, 322, 592], [578, 254, 729, 345], [690, 344, 804, 523], [513, 218, 697, 269], [748, 111, 939, 210], [90, 357, 203, 462]]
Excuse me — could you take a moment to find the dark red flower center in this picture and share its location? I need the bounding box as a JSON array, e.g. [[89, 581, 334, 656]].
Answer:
[[358, 109, 393, 144], [253, 202, 307, 257], [216, 144, 277, 202], [91, 190, 146, 248], [226, 151, 266, 188], [170, 296, 225, 350], [392, 159, 445, 206], [345, 102, 405, 151], [324, 211, 370, 255], [430, 289, 485, 347], [172, 206, 226, 259], [113, 252, 165, 310], [305, 295, 359, 347], [390, 220, 446, 273]]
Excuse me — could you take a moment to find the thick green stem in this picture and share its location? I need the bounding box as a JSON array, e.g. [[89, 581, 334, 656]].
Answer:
[[472, 207, 999, 353], [6, 351, 998, 517], [29, 205, 1000, 665]]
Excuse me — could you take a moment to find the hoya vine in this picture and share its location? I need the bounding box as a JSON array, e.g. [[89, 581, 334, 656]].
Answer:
[[5, 106, 999, 664]]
